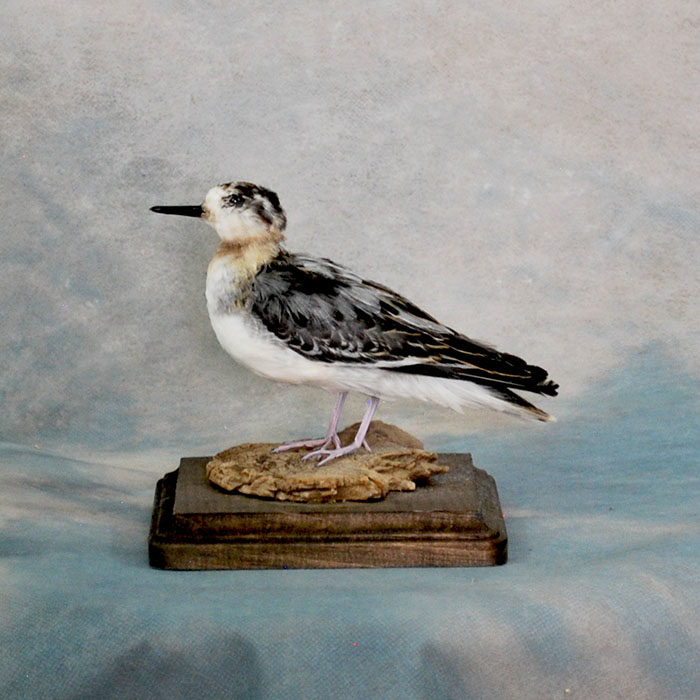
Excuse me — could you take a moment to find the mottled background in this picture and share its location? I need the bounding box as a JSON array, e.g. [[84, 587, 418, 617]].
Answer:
[[2, 2, 698, 699]]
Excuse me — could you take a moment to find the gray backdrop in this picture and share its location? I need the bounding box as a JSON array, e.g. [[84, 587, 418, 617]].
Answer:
[[4, 0, 698, 457], [2, 2, 699, 699]]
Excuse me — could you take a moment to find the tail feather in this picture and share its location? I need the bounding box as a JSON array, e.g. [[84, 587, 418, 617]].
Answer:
[[387, 362, 559, 397], [536, 379, 559, 397], [487, 386, 555, 422]]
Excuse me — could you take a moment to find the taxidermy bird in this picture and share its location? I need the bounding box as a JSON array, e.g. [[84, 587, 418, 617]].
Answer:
[[151, 182, 558, 465]]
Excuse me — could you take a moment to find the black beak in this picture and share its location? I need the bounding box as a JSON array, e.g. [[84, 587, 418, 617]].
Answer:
[[150, 205, 203, 218]]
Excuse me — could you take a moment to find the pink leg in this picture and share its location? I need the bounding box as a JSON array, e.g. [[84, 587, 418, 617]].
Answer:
[[305, 396, 380, 466], [272, 393, 347, 453]]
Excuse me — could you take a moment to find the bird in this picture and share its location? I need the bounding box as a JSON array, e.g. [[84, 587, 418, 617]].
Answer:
[[151, 181, 558, 466]]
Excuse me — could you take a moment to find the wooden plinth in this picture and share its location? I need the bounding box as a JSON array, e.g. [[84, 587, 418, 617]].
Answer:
[[148, 454, 507, 569]]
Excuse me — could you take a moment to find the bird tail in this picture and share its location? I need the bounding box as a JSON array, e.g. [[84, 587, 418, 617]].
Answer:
[[486, 385, 556, 422]]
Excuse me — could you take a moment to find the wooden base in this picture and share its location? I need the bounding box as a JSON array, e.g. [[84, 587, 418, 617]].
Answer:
[[148, 454, 507, 569]]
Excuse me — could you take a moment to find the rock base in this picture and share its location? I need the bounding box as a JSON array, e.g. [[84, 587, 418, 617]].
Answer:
[[206, 421, 449, 503]]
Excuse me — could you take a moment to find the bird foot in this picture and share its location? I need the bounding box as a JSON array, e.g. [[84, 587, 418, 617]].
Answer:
[[303, 440, 371, 467], [272, 433, 341, 454]]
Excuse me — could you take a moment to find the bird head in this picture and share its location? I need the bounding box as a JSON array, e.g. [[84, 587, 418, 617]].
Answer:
[[151, 181, 287, 244]]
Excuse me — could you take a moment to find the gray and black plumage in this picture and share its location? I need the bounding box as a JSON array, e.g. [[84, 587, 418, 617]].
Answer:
[[151, 181, 558, 464], [252, 251, 557, 412]]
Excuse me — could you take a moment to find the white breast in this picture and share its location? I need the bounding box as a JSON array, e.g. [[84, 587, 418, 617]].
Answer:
[[207, 310, 333, 385], [205, 255, 325, 385]]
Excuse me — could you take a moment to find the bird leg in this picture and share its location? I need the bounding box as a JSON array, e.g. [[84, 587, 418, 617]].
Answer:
[[272, 392, 347, 453], [305, 396, 380, 466]]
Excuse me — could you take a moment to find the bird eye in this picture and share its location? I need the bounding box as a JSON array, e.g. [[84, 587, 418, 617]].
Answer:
[[225, 193, 244, 208]]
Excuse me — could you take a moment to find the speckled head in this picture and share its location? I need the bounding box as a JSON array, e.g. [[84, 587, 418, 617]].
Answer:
[[151, 181, 287, 244]]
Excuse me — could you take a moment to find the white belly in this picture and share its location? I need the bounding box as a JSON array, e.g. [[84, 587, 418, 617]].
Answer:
[[208, 310, 333, 386]]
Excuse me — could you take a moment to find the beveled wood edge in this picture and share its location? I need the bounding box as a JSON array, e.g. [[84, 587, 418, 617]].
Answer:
[[151, 466, 505, 539]]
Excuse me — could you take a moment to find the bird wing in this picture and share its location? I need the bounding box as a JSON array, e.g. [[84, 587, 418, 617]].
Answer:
[[250, 252, 558, 396]]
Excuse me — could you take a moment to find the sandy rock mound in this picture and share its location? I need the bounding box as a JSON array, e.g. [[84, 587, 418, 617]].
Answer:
[[206, 420, 449, 503]]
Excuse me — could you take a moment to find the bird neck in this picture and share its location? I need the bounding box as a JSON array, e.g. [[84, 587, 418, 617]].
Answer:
[[214, 235, 282, 279]]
